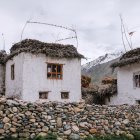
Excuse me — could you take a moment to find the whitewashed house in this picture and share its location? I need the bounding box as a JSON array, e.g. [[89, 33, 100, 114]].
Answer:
[[109, 48, 140, 105], [5, 39, 84, 102]]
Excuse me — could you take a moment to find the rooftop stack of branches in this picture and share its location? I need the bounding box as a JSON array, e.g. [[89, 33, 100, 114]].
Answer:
[[111, 47, 140, 68], [102, 77, 117, 85], [0, 50, 7, 64], [6, 39, 84, 61], [81, 75, 91, 88], [82, 77, 117, 105]]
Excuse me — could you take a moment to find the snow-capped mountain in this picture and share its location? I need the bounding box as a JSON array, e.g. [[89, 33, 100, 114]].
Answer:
[[82, 52, 123, 71]]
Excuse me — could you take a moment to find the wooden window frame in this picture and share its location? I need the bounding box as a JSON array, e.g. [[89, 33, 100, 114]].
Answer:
[[61, 92, 69, 99], [39, 92, 49, 99], [47, 63, 63, 80], [11, 64, 15, 80]]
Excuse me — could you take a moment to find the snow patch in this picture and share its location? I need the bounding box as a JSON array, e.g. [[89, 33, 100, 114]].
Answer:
[[82, 51, 123, 71]]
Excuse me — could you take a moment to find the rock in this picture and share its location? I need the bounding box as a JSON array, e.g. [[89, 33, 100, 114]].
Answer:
[[0, 98, 6, 103], [64, 129, 71, 135], [30, 133, 36, 139], [11, 133, 18, 138], [12, 122, 21, 127], [38, 132, 47, 137], [50, 120, 56, 123], [57, 137, 63, 140], [126, 134, 134, 140], [0, 129, 4, 134], [0, 123, 3, 129], [19, 132, 30, 138], [115, 121, 121, 126], [25, 111, 32, 116], [64, 124, 71, 130], [12, 107, 18, 112], [57, 117, 62, 127], [89, 128, 97, 134], [30, 119, 36, 122], [72, 125, 79, 132], [0, 111, 3, 116], [7, 99, 19, 106], [79, 122, 88, 128], [123, 119, 129, 125], [74, 107, 82, 113], [69, 133, 80, 140], [47, 116, 52, 120], [42, 126, 49, 132], [10, 128, 16, 133], [3, 117, 10, 123], [4, 123, 11, 130]]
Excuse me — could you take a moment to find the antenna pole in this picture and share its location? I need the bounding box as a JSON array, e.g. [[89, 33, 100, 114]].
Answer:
[[2, 33, 5, 50]]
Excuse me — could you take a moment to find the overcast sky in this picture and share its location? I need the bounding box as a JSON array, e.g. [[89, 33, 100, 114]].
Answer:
[[0, 0, 140, 64]]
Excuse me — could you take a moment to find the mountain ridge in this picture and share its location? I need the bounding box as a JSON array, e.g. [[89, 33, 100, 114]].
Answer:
[[82, 52, 122, 84]]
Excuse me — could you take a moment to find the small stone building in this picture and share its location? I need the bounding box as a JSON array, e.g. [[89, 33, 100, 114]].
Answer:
[[110, 48, 140, 105], [5, 39, 84, 102]]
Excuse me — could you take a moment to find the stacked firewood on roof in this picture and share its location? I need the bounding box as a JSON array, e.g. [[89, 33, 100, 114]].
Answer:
[[0, 50, 7, 64], [111, 48, 140, 68], [6, 39, 84, 61]]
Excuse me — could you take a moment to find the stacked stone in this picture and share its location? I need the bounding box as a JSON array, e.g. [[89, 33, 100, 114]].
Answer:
[[0, 97, 140, 140]]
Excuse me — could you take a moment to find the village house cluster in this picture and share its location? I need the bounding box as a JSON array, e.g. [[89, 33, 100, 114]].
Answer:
[[0, 38, 140, 104]]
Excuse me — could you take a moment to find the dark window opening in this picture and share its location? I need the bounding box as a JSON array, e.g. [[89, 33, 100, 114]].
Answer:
[[47, 63, 63, 80], [11, 64, 15, 80], [136, 100, 140, 104], [61, 92, 69, 99], [39, 92, 48, 99], [134, 74, 140, 87]]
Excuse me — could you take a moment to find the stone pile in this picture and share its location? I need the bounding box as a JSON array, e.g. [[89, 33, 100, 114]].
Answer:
[[0, 97, 140, 139]]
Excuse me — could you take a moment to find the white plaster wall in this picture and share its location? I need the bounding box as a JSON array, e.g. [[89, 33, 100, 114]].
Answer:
[[107, 63, 140, 105], [22, 53, 81, 102], [5, 53, 24, 99], [0, 64, 5, 93]]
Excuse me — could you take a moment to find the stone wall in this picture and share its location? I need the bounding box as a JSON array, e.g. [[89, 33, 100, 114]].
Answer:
[[0, 97, 140, 140]]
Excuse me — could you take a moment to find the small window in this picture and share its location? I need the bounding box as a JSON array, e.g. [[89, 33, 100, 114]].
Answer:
[[61, 92, 69, 99], [47, 63, 63, 80], [11, 64, 15, 80], [136, 100, 140, 105], [39, 92, 48, 99], [134, 73, 140, 87]]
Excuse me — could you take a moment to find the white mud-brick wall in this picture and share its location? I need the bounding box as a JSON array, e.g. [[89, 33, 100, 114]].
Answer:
[[5, 53, 24, 99], [22, 53, 81, 102], [107, 63, 140, 105], [6, 52, 81, 102], [0, 64, 5, 94]]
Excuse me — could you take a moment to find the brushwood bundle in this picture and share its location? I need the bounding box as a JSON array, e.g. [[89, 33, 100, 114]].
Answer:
[[111, 48, 140, 68], [6, 39, 84, 61], [0, 50, 7, 64]]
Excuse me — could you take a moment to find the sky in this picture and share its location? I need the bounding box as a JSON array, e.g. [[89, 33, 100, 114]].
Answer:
[[0, 0, 140, 64]]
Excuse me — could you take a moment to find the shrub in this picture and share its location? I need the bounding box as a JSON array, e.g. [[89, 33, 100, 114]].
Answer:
[[46, 133, 57, 140], [0, 136, 19, 140], [132, 131, 140, 140], [33, 136, 46, 140], [84, 134, 137, 140]]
